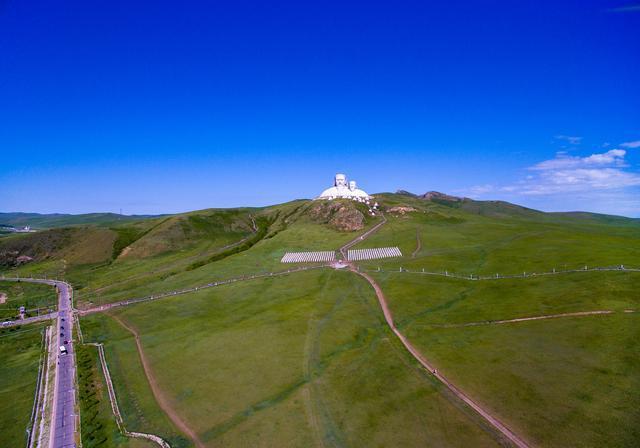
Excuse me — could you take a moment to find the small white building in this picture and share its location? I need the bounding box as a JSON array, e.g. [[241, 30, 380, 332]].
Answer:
[[318, 173, 371, 200]]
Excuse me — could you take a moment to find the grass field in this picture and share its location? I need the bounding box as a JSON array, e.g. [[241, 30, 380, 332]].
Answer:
[[0, 324, 46, 448], [0, 280, 57, 320], [81, 269, 506, 447], [80, 315, 190, 448], [4, 193, 640, 447], [372, 271, 640, 446], [70, 202, 379, 307], [353, 194, 640, 275], [76, 343, 158, 448]]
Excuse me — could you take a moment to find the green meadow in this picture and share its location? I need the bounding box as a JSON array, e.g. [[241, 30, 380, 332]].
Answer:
[[81, 269, 504, 447], [3, 193, 640, 446], [370, 271, 640, 446], [70, 202, 377, 307], [0, 280, 57, 320], [354, 194, 640, 275], [0, 324, 45, 448]]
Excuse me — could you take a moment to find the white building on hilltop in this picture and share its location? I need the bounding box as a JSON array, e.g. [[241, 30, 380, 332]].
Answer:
[[318, 173, 372, 201]]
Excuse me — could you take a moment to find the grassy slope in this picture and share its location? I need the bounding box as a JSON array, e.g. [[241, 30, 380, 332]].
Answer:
[[80, 315, 191, 448], [356, 194, 640, 275], [72, 201, 381, 306], [356, 195, 640, 446], [81, 269, 502, 447], [0, 281, 58, 320], [411, 314, 640, 447], [5, 194, 640, 446], [372, 273, 640, 446], [0, 324, 45, 448], [1, 206, 279, 305]]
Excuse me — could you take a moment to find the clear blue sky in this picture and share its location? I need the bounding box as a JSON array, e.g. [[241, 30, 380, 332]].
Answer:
[[1, 0, 639, 216]]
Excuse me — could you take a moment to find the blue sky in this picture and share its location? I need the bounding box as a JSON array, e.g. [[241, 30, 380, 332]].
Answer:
[[1, 0, 639, 216]]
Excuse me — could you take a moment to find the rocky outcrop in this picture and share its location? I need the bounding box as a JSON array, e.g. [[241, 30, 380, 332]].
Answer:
[[308, 200, 365, 232], [388, 206, 417, 215], [0, 250, 34, 267], [420, 191, 464, 202]]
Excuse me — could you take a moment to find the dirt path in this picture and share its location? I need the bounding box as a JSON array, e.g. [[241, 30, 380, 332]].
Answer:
[[339, 213, 387, 259], [86, 341, 170, 448], [433, 310, 623, 328], [411, 229, 421, 258], [351, 268, 530, 448], [110, 314, 206, 448]]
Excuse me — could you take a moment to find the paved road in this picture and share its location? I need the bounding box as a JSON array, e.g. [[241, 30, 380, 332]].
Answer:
[[49, 280, 77, 448], [1, 312, 57, 328], [1, 278, 79, 448]]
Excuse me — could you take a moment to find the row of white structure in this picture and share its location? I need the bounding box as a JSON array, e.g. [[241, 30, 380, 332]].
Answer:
[[281, 251, 337, 263], [347, 247, 402, 261]]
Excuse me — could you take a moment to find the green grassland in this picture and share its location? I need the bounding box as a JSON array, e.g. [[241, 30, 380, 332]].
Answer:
[[81, 269, 504, 447], [355, 193, 640, 275], [76, 343, 158, 448], [370, 271, 640, 446], [80, 315, 190, 448], [65, 200, 378, 307], [0, 324, 46, 448], [3, 193, 640, 447], [356, 197, 640, 446], [0, 280, 57, 320]]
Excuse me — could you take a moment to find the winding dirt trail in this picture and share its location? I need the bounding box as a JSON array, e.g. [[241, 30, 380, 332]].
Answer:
[[350, 268, 530, 448], [110, 314, 206, 448]]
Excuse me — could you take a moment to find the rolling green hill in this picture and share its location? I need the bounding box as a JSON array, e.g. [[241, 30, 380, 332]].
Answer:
[[2, 193, 639, 447]]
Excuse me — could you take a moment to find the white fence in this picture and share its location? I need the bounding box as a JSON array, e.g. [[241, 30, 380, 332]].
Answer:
[[281, 251, 336, 263], [347, 247, 402, 261]]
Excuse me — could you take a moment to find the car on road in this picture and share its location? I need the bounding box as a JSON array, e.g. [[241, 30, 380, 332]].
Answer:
[[59, 346, 68, 355]]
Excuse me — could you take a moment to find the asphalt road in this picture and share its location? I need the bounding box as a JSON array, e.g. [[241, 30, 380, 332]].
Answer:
[[0, 276, 78, 446], [0, 312, 56, 328], [50, 280, 77, 448]]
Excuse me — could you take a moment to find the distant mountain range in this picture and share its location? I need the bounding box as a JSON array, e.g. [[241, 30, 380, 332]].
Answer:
[[0, 212, 161, 230]]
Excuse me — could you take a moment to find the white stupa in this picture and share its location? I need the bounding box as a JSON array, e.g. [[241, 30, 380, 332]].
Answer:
[[318, 173, 371, 200]]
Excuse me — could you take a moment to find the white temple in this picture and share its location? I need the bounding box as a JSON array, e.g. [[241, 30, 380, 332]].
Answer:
[[318, 173, 371, 201]]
